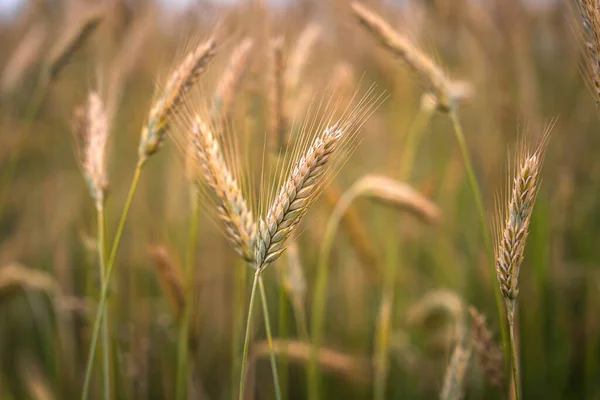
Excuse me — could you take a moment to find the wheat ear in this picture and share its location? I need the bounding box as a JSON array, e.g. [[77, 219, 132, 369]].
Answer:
[[351, 1, 451, 111], [191, 116, 256, 262], [255, 124, 343, 273], [214, 38, 254, 120], [139, 38, 217, 160], [468, 306, 504, 388], [72, 92, 109, 208], [577, 0, 600, 105]]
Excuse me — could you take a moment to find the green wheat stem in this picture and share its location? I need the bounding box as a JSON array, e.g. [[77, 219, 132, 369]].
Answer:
[[231, 261, 247, 400], [399, 106, 434, 180], [258, 277, 282, 400], [374, 237, 399, 400], [96, 205, 110, 400], [82, 161, 144, 400], [277, 279, 289, 399], [239, 269, 260, 400], [176, 188, 201, 400], [508, 305, 521, 400], [448, 107, 510, 367]]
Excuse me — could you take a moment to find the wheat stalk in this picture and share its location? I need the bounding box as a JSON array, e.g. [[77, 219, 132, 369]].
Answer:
[[139, 38, 217, 160], [440, 343, 472, 400]]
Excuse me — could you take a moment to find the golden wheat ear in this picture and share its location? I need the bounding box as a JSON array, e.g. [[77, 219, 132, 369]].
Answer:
[[493, 122, 552, 317], [468, 306, 504, 388], [255, 85, 382, 273], [188, 115, 256, 263], [71, 92, 109, 207], [350, 1, 451, 111], [576, 0, 600, 105], [139, 37, 217, 161]]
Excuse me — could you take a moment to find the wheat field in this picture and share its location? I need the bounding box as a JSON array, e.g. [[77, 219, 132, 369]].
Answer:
[[0, 0, 598, 399]]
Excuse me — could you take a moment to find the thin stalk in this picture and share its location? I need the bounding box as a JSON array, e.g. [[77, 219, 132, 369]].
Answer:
[[238, 270, 260, 400], [398, 106, 434, 180], [176, 188, 201, 400], [374, 237, 399, 400], [258, 277, 282, 400], [231, 261, 247, 400], [278, 281, 289, 399], [310, 190, 359, 400], [97, 206, 110, 400], [82, 161, 144, 400], [508, 307, 520, 400], [448, 108, 510, 365]]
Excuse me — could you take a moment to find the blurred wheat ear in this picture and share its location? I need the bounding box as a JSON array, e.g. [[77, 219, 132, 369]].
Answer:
[[576, 0, 600, 105], [468, 306, 504, 388], [350, 1, 451, 111], [44, 5, 105, 82], [139, 37, 217, 161]]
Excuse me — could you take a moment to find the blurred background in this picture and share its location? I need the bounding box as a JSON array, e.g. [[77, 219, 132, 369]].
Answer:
[[1, 0, 599, 399]]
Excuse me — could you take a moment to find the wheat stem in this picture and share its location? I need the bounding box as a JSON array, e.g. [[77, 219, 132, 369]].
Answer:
[[374, 237, 399, 400], [231, 261, 247, 400], [277, 278, 289, 399], [448, 108, 510, 367], [508, 305, 520, 400], [258, 277, 282, 400], [239, 270, 260, 400], [176, 189, 201, 400], [96, 206, 110, 400], [399, 105, 434, 180], [82, 161, 144, 400]]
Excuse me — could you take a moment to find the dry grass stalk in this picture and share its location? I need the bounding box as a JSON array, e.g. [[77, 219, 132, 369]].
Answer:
[[352, 175, 440, 224], [577, 0, 600, 104], [256, 124, 344, 272], [351, 1, 451, 111], [72, 92, 109, 207], [285, 23, 321, 94], [150, 246, 185, 322], [139, 37, 217, 159], [494, 129, 550, 318], [214, 38, 254, 119], [440, 343, 472, 400], [0, 264, 59, 303], [324, 186, 378, 274], [190, 116, 256, 262], [269, 36, 287, 151], [252, 339, 371, 384], [45, 6, 104, 81], [468, 306, 504, 388], [1, 22, 47, 95]]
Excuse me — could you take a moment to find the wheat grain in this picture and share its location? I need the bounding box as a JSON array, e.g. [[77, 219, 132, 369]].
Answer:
[[577, 0, 600, 104]]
